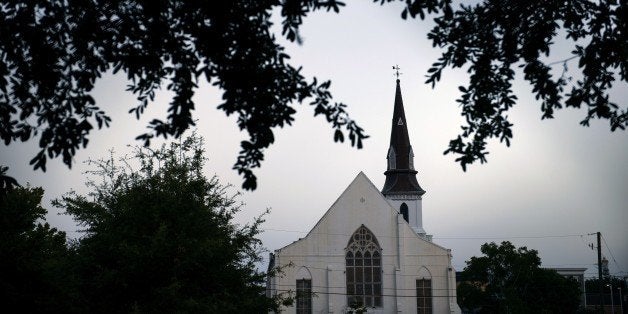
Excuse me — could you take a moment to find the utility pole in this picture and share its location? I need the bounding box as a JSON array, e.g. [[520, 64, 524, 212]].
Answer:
[[598, 231, 604, 313]]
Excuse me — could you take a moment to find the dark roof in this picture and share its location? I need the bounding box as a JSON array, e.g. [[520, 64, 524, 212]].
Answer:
[[382, 79, 426, 196]]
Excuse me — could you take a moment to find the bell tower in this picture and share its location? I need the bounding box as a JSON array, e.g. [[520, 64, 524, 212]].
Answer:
[[382, 77, 428, 239]]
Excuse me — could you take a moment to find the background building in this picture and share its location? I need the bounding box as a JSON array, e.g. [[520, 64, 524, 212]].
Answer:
[[548, 267, 587, 308]]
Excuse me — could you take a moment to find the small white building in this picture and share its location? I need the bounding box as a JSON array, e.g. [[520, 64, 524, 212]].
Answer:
[[267, 80, 461, 314]]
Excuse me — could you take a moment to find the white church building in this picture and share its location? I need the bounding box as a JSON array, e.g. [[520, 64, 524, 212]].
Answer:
[[267, 79, 461, 314]]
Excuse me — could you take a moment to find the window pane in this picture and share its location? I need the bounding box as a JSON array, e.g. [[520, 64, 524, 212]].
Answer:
[[356, 296, 363, 306], [356, 283, 363, 295], [355, 257, 363, 266], [374, 283, 381, 296], [373, 268, 381, 282], [364, 267, 372, 282], [356, 267, 363, 282], [355, 251, 363, 266], [374, 296, 382, 307], [373, 251, 380, 266], [347, 267, 354, 283]]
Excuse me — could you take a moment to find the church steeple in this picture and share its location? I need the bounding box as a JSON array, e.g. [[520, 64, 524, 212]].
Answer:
[[382, 79, 425, 197]]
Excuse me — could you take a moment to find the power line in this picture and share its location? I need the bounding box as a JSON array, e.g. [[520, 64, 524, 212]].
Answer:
[[601, 233, 624, 274], [272, 288, 456, 299], [261, 227, 589, 241]]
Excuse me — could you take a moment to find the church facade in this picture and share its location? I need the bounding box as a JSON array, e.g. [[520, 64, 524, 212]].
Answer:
[[267, 80, 461, 314]]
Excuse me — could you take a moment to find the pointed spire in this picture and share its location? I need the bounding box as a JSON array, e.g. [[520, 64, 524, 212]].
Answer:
[[382, 79, 425, 196]]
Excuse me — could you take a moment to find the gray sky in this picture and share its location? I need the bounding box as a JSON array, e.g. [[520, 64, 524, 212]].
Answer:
[[3, 2, 627, 279]]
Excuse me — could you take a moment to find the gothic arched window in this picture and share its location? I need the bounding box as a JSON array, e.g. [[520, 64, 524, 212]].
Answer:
[[346, 225, 382, 308], [400, 203, 409, 223]]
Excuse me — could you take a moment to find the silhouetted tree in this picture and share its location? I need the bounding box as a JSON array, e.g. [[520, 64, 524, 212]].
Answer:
[[54, 134, 279, 313], [0, 165, 19, 194], [1, 0, 624, 187], [411, 0, 626, 169], [0, 0, 365, 190], [0, 185, 74, 313], [457, 241, 581, 313]]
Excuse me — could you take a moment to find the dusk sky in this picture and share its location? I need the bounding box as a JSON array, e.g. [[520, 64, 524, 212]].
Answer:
[[3, 2, 627, 280]]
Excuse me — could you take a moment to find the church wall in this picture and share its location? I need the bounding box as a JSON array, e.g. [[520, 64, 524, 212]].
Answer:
[[270, 173, 460, 313], [396, 222, 458, 313], [274, 173, 399, 313], [385, 198, 424, 235]]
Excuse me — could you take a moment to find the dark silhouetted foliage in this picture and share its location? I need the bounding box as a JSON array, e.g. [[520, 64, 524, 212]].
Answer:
[[53, 134, 279, 312], [457, 241, 581, 313], [0, 185, 74, 313], [0, 165, 19, 195], [0, 0, 365, 190], [1, 0, 624, 185], [386, 0, 626, 170]]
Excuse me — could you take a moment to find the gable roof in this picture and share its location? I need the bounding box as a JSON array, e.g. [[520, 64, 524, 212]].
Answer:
[[275, 172, 449, 252], [304, 171, 380, 237]]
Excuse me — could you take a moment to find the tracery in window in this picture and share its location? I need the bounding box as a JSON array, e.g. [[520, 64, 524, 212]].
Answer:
[[346, 225, 382, 308]]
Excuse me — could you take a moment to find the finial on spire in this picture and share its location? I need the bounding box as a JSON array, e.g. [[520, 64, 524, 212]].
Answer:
[[392, 65, 402, 81]]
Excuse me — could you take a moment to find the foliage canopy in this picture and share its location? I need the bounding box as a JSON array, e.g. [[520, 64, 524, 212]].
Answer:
[[418, 0, 626, 169], [0, 0, 365, 190], [1, 0, 624, 187], [53, 135, 279, 312], [0, 185, 72, 312], [457, 241, 581, 313]]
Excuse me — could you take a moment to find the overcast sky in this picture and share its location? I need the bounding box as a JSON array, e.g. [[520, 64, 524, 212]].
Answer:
[[3, 2, 627, 279]]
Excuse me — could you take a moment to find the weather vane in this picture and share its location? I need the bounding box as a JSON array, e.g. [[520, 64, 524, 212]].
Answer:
[[392, 65, 402, 80]]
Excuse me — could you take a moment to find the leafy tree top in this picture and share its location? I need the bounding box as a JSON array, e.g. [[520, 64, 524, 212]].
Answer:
[[1, 0, 624, 189], [53, 134, 281, 312], [0, 0, 365, 190], [458, 241, 581, 313], [0, 185, 71, 312], [419, 0, 626, 169]]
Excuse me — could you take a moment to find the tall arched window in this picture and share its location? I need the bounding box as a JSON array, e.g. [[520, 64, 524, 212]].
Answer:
[[400, 203, 409, 223], [296, 267, 312, 314], [417, 267, 432, 314], [346, 225, 382, 308]]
